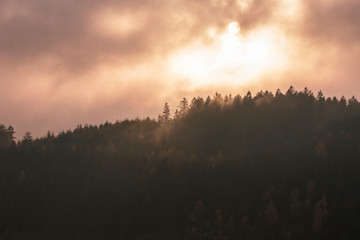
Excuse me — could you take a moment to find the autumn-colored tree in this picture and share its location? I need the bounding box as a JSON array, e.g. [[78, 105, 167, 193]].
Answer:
[[264, 201, 279, 226], [313, 196, 328, 232]]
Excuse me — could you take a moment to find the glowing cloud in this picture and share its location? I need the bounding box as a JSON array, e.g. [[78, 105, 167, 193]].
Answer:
[[0, 0, 360, 138], [169, 23, 289, 87], [228, 22, 240, 34]]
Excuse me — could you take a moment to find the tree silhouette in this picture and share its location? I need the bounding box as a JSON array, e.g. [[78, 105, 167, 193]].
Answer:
[[22, 131, 32, 143], [0, 86, 359, 239], [0, 124, 15, 149], [162, 102, 171, 121], [179, 97, 188, 112]]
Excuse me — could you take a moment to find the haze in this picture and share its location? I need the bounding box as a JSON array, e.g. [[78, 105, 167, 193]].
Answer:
[[1, 0, 360, 138]]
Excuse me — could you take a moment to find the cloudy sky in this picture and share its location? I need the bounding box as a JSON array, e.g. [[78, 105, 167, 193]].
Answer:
[[1, 0, 360, 138]]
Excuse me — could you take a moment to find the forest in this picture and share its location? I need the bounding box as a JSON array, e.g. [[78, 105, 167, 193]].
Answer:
[[0, 86, 360, 239]]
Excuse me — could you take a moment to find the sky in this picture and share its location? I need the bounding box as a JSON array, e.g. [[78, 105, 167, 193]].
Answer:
[[1, 0, 360, 138]]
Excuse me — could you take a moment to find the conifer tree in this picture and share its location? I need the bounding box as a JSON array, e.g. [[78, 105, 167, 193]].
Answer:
[[162, 102, 171, 121]]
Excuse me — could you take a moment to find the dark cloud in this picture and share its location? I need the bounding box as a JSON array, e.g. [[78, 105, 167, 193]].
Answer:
[[301, 0, 360, 45], [236, 0, 279, 31], [288, 0, 360, 96]]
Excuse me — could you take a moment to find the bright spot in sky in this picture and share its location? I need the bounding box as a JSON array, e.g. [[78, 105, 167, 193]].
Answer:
[[168, 23, 289, 87], [228, 21, 240, 34]]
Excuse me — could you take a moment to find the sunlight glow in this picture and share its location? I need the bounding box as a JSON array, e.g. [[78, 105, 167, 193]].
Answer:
[[169, 24, 289, 87], [228, 22, 240, 35]]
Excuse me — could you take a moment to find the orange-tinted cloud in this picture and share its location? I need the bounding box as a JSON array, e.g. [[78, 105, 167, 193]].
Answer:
[[0, 0, 359, 138]]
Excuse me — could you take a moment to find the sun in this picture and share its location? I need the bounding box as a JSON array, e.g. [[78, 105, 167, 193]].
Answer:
[[168, 22, 289, 86], [228, 21, 240, 34]]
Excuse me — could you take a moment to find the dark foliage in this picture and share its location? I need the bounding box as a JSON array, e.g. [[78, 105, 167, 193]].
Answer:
[[1, 87, 360, 239]]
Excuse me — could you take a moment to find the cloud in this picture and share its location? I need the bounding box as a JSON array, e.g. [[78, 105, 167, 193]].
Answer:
[[300, 0, 360, 44], [284, 0, 360, 95], [0, 0, 360, 138], [0, 0, 280, 75]]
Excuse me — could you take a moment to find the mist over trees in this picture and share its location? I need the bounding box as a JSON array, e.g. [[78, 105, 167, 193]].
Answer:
[[1, 86, 360, 239]]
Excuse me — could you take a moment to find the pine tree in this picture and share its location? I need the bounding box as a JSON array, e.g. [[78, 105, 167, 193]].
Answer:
[[179, 98, 188, 112], [162, 102, 171, 121]]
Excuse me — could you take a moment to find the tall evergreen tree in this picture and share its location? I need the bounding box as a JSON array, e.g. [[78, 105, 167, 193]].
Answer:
[[162, 102, 171, 121]]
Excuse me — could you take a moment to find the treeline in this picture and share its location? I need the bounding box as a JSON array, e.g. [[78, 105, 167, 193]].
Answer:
[[0, 86, 360, 239]]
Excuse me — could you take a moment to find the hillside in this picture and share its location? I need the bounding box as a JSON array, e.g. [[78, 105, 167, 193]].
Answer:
[[1, 87, 360, 239]]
